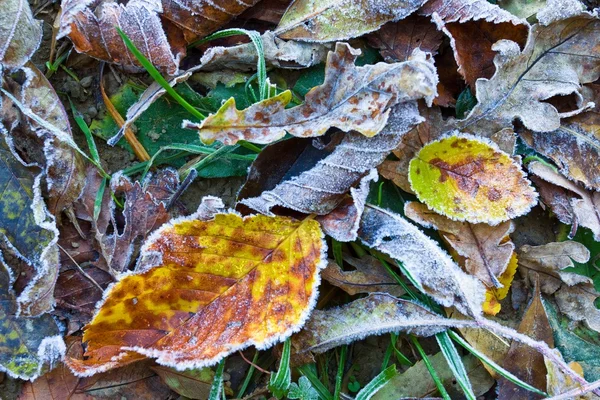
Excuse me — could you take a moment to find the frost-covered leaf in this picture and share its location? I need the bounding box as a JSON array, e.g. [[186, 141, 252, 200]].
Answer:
[[0, 263, 65, 380], [408, 133, 537, 224], [0, 0, 42, 70], [555, 284, 600, 335], [358, 204, 486, 317], [293, 294, 464, 354], [544, 350, 593, 399], [188, 43, 437, 145], [420, 0, 529, 88], [458, 12, 600, 133], [497, 281, 553, 398], [405, 201, 515, 288], [521, 84, 600, 191], [239, 102, 424, 216], [67, 212, 325, 376], [322, 256, 405, 297], [529, 161, 600, 241], [274, 0, 427, 42], [199, 31, 331, 71], [288, 376, 319, 400], [373, 352, 494, 399]]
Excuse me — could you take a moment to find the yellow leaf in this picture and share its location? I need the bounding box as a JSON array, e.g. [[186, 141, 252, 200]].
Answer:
[[67, 213, 325, 376], [408, 133, 537, 224], [483, 252, 518, 316]]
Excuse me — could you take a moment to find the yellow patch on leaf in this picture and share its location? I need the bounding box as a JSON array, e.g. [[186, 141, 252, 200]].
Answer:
[[409, 133, 537, 224], [67, 213, 325, 376], [483, 252, 518, 315]]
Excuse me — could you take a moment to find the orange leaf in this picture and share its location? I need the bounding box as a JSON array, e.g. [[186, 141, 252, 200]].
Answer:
[[67, 212, 325, 376]]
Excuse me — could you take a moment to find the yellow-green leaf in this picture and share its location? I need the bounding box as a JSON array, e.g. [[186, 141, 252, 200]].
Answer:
[[67, 212, 325, 376], [408, 133, 537, 224]]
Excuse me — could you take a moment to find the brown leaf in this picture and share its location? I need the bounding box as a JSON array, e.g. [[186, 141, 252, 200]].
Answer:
[[189, 43, 438, 145], [405, 201, 515, 288], [239, 102, 424, 216], [528, 161, 600, 241], [497, 281, 553, 399], [521, 84, 600, 191], [0, 0, 42, 70], [555, 284, 600, 334], [322, 256, 405, 297]]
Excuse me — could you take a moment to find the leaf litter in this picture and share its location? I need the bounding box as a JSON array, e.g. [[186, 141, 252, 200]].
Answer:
[[3, 0, 600, 398]]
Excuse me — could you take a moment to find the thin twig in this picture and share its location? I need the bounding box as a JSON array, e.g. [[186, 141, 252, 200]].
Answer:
[[546, 378, 600, 400], [238, 351, 270, 375], [57, 243, 105, 292]]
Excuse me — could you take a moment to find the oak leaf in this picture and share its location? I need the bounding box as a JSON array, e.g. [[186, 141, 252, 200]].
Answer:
[[274, 0, 428, 42], [67, 211, 325, 375], [408, 133, 537, 224], [458, 12, 600, 133], [188, 43, 437, 145], [405, 201, 515, 288], [0, 0, 42, 70], [358, 204, 486, 317]]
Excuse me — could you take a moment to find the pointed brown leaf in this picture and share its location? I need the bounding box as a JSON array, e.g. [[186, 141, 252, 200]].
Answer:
[[0, 0, 42, 70]]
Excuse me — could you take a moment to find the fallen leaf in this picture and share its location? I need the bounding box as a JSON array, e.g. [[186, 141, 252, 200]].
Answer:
[[405, 201, 515, 287], [521, 84, 600, 191], [0, 262, 65, 380], [483, 253, 518, 315], [367, 15, 444, 62], [455, 322, 511, 378], [555, 284, 600, 335], [373, 351, 494, 399], [458, 12, 600, 133], [67, 212, 325, 375], [0, 0, 42, 70], [274, 0, 428, 42], [58, 0, 261, 74], [358, 204, 486, 317], [529, 161, 600, 241], [408, 133, 538, 224], [151, 365, 233, 399], [238, 102, 424, 215], [293, 294, 463, 355], [497, 280, 553, 399], [188, 43, 437, 145], [544, 350, 593, 399], [321, 256, 405, 297]]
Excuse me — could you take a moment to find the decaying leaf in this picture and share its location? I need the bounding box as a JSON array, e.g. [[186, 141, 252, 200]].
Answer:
[[408, 133, 537, 224], [152, 365, 233, 399], [521, 85, 600, 191], [58, 0, 261, 74], [68, 211, 325, 375], [405, 201, 515, 287], [188, 43, 437, 145], [373, 351, 494, 399], [0, 0, 42, 71], [497, 281, 553, 399], [455, 321, 511, 378], [555, 284, 600, 335], [238, 102, 424, 215], [274, 0, 428, 42], [529, 161, 600, 241], [458, 12, 600, 133], [358, 204, 486, 317], [483, 253, 518, 315], [293, 294, 466, 355], [321, 256, 404, 297], [0, 263, 65, 380], [544, 350, 593, 399]]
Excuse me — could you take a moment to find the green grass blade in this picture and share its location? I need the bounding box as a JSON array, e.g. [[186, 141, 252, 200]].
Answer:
[[355, 365, 397, 400], [411, 336, 451, 400], [93, 177, 107, 222], [390, 333, 412, 366], [448, 331, 547, 396], [298, 364, 333, 400], [237, 350, 259, 398], [436, 331, 476, 400], [69, 99, 100, 163], [332, 239, 343, 268], [208, 359, 226, 400], [269, 338, 292, 398], [334, 345, 347, 400]]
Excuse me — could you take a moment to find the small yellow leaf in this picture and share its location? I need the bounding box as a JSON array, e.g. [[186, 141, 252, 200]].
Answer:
[[483, 252, 518, 316], [67, 213, 325, 375], [408, 133, 537, 224]]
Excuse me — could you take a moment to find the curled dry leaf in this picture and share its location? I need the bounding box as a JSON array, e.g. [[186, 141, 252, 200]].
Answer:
[[67, 212, 325, 376], [239, 102, 423, 216], [293, 293, 465, 355], [358, 204, 486, 317], [529, 161, 600, 241], [405, 201, 515, 288], [521, 84, 600, 191], [0, 263, 65, 380], [0, 0, 42, 70], [188, 43, 438, 145], [408, 133, 538, 225], [58, 0, 260, 74], [555, 284, 600, 335], [274, 0, 428, 42], [321, 256, 405, 297], [483, 253, 518, 315], [458, 12, 600, 133]]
